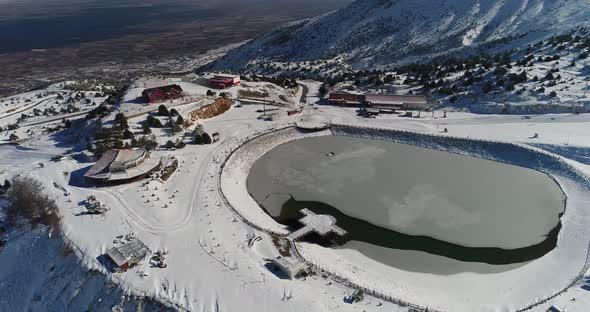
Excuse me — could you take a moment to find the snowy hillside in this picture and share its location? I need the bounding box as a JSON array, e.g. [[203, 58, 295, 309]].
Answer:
[[212, 0, 590, 71], [0, 226, 174, 312], [319, 32, 590, 114]]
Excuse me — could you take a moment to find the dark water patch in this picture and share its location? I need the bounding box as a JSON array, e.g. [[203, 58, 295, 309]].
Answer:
[[265, 196, 560, 265]]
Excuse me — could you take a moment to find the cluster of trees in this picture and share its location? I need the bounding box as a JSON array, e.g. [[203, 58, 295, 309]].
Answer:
[[90, 103, 192, 156], [192, 124, 212, 145], [90, 113, 133, 156], [84, 83, 128, 120], [165, 139, 186, 150], [62, 78, 121, 92], [143, 105, 186, 135], [85, 103, 112, 120], [245, 75, 299, 89], [133, 135, 158, 151], [1, 123, 19, 141], [5, 176, 60, 231], [310, 30, 590, 104]]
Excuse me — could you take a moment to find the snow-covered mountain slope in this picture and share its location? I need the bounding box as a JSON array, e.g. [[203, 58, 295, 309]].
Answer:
[[0, 226, 174, 312], [212, 0, 590, 71]]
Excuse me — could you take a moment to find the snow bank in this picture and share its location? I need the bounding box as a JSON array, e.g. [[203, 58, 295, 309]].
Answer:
[[220, 127, 331, 235], [331, 123, 590, 188]]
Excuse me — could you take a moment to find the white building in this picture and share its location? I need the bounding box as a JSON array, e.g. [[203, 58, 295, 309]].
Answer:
[[271, 257, 308, 280]]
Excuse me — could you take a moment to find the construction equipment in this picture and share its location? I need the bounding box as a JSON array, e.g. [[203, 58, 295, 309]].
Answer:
[[84, 195, 109, 214]]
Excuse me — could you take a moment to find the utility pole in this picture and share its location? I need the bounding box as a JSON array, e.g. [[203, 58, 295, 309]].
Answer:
[[263, 86, 267, 116]]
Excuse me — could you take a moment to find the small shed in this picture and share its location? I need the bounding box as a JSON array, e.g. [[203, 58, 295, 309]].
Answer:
[[106, 238, 150, 272], [271, 256, 308, 280], [366, 108, 380, 116]]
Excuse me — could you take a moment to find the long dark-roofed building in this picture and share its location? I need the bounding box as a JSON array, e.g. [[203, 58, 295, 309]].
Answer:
[[365, 94, 428, 110], [84, 148, 161, 184], [141, 84, 183, 104], [327, 91, 364, 106], [328, 91, 430, 110]]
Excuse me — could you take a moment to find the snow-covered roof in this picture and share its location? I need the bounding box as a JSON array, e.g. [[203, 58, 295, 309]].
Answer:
[[84, 149, 118, 178], [271, 257, 308, 279], [84, 149, 160, 182], [106, 247, 129, 267], [365, 94, 426, 104], [107, 239, 150, 267], [111, 149, 145, 168]]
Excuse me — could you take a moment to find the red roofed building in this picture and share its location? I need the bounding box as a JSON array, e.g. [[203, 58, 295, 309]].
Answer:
[[208, 74, 241, 89], [327, 91, 364, 106], [141, 84, 183, 104]]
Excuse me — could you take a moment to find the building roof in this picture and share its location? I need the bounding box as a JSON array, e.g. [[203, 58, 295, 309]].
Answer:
[[365, 94, 429, 109], [272, 257, 308, 278], [328, 91, 364, 98], [84, 149, 118, 178], [211, 74, 239, 79], [365, 94, 426, 104], [107, 238, 150, 267], [209, 78, 234, 84], [142, 84, 183, 96], [109, 156, 160, 181], [112, 149, 145, 168], [84, 149, 160, 181], [106, 247, 129, 267]]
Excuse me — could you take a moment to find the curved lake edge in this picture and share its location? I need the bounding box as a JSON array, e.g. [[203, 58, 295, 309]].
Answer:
[[247, 129, 569, 264], [253, 194, 564, 265], [330, 124, 590, 190], [219, 124, 590, 311]]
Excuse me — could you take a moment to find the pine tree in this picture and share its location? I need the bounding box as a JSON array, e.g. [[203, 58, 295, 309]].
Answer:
[[158, 104, 169, 116], [202, 132, 212, 144]]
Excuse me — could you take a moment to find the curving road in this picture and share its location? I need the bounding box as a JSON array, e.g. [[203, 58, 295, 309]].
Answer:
[[95, 121, 255, 234]]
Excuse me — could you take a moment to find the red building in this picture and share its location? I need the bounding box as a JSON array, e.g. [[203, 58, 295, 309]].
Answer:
[[208, 74, 241, 89], [327, 92, 364, 106], [141, 84, 184, 103]]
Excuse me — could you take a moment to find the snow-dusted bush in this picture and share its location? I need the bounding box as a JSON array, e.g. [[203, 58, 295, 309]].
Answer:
[[5, 176, 61, 231]]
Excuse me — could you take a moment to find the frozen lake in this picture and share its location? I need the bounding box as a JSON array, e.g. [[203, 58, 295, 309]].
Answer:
[[247, 135, 565, 268]]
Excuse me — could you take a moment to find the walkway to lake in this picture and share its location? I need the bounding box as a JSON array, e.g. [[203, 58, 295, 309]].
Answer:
[[288, 208, 347, 240]]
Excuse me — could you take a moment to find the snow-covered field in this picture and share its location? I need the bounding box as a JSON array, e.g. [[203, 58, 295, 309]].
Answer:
[[0, 227, 175, 312], [2, 78, 590, 312]]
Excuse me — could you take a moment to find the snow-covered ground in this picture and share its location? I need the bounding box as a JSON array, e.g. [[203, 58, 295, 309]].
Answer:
[[2, 78, 590, 311], [0, 226, 175, 312], [213, 0, 590, 72], [0, 81, 116, 144]]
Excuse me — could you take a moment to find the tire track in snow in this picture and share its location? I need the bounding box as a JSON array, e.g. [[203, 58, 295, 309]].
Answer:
[[102, 122, 255, 234]]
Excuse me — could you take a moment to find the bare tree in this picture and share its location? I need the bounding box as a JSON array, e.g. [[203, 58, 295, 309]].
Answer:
[[6, 176, 60, 231]]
